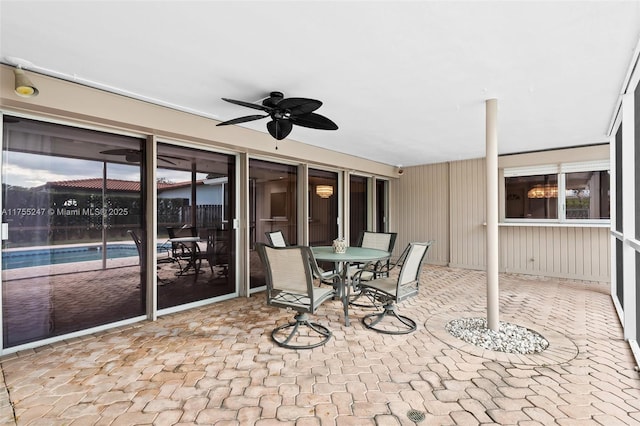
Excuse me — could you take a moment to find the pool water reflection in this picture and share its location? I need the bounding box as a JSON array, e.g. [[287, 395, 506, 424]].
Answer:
[[2, 243, 168, 270]]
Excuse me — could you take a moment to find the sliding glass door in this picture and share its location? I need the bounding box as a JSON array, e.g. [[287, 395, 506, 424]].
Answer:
[[156, 143, 236, 309], [349, 175, 368, 245], [309, 169, 338, 245], [249, 159, 297, 289], [1, 116, 145, 348], [376, 179, 388, 232]]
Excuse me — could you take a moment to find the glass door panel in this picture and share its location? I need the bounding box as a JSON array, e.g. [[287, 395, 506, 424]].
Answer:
[[156, 143, 235, 309], [249, 159, 297, 289], [309, 169, 338, 245], [2, 116, 145, 348], [376, 179, 387, 232], [349, 175, 367, 245]]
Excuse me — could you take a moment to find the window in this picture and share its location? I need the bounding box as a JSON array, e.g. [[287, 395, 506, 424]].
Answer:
[[505, 174, 558, 219], [565, 171, 609, 219], [504, 161, 609, 222]]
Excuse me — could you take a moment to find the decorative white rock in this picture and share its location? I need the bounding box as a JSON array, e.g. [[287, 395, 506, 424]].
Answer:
[[445, 317, 549, 354]]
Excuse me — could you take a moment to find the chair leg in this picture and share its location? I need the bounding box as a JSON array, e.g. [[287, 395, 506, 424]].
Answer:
[[362, 302, 417, 334], [271, 312, 332, 349]]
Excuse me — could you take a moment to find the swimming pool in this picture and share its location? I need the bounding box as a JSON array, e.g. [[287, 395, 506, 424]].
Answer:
[[2, 244, 167, 270]]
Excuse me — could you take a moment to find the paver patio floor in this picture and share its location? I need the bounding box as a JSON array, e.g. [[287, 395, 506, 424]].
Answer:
[[0, 266, 638, 425]]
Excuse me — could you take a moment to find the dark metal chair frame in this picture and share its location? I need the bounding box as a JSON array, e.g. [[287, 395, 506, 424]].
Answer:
[[128, 229, 175, 283], [166, 225, 200, 275], [196, 228, 229, 277]]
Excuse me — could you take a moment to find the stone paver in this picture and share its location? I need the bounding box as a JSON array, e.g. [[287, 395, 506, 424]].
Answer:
[[0, 266, 639, 425]]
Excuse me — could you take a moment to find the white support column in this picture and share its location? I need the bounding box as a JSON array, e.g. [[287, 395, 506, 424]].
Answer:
[[486, 98, 499, 331]]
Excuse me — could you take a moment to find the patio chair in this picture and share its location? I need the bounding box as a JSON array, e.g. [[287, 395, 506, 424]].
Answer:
[[265, 230, 288, 247], [256, 243, 338, 349], [197, 228, 229, 277], [350, 231, 397, 279], [167, 225, 198, 258], [128, 229, 174, 265], [349, 231, 398, 308], [355, 241, 433, 334], [128, 230, 174, 283], [265, 229, 337, 286], [166, 225, 199, 273]]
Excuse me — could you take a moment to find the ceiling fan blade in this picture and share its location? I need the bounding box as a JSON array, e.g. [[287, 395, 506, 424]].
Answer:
[[216, 114, 269, 126], [221, 98, 271, 112], [267, 119, 293, 140], [158, 156, 176, 165], [289, 113, 339, 130], [276, 98, 322, 115], [102, 148, 183, 165], [100, 149, 139, 155]]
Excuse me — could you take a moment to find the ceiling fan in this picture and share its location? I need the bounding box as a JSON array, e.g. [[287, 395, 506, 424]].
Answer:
[[216, 91, 338, 141], [100, 149, 184, 165]]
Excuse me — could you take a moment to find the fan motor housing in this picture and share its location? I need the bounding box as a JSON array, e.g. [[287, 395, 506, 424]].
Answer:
[[262, 91, 284, 108]]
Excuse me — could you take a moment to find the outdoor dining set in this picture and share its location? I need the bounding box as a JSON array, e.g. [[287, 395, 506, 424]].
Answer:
[[129, 226, 230, 280], [132, 225, 433, 349], [258, 229, 434, 349]]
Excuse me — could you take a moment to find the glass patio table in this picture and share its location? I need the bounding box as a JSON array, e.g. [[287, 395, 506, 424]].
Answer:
[[311, 246, 390, 326]]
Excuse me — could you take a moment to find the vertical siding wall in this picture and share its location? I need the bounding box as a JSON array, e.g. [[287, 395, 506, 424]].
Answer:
[[392, 162, 450, 265], [449, 158, 487, 270], [393, 157, 610, 282], [500, 225, 610, 281]]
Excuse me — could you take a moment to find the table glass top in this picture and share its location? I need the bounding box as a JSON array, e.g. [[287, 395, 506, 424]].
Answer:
[[311, 246, 390, 262]]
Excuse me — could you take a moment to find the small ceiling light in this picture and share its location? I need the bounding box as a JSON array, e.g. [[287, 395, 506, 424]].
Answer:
[[316, 185, 334, 198], [13, 66, 39, 98]]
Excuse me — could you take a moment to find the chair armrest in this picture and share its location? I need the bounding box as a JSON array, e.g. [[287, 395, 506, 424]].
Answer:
[[315, 266, 341, 281], [352, 261, 378, 282]]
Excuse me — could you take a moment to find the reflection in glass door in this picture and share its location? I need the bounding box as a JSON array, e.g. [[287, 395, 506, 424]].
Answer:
[[249, 159, 297, 289], [156, 143, 236, 310], [376, 179, 387, 232], [309, 169, 338, 245], [349, 175, 367, 245], [1, 116, 145, 349]]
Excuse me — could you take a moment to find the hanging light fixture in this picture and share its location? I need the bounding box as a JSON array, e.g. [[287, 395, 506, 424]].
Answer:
[[527, 184, 557, 199], [13, 66, 39, 98], [316, 185, 334, 198]]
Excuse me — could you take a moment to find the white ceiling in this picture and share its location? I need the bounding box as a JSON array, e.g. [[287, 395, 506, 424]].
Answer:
[[1, 1, 640, 167]]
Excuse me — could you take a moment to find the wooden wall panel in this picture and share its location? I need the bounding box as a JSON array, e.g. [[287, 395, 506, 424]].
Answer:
[[392, 162, 449, 265], [499, 226, 610, 281], [449, 158, 487, 270]]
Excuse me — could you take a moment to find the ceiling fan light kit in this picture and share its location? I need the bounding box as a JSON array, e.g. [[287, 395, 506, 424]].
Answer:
[[217, 91, 338, 146]]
